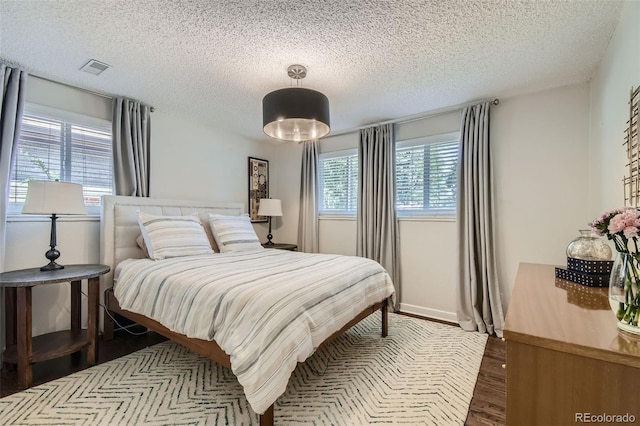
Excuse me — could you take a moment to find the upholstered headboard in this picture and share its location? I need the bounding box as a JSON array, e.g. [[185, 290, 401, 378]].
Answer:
[[100, 195, 244, 291]]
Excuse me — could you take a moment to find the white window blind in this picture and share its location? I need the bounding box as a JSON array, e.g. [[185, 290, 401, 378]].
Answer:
[[319, 150, 358, 215], [396, 132, 459, 216], [9, 105, 113, 211]]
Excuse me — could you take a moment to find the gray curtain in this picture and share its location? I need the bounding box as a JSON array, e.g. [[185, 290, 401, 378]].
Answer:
[[0, 64, 27, 364], [0, 64, 27, 271], [298, 140, 319, 253], [113, 98, 151, 196], [357, 124, 401, 310], [456, 102, 504, 337]]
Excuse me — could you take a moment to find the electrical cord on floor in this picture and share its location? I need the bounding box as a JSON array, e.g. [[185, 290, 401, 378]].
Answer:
[[306, 351, 334, 376], [308, 361, 330, 376], [81, 290, 149, 336]]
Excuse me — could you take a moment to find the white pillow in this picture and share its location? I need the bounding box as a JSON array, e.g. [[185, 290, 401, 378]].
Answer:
[[207, 213, 264, 253], [137, 211, 214, 260]]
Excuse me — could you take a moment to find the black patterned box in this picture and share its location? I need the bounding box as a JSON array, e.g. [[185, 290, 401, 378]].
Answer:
[[566, 257, 613, 275], [555, 267, 610, 287]]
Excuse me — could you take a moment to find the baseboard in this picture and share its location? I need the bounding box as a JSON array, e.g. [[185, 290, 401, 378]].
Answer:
[[399, 303, 457, 323]]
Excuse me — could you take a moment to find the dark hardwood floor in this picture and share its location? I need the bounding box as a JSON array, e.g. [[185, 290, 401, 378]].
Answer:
[[1, 322, 507, 425], [465, 336, 506, 426]]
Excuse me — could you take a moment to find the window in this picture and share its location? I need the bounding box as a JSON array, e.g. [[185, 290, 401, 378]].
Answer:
[[318, 132, 459, 217], [319, 150, 358, 215], [8, 104, 113, 213], [395, 132, 459, 216]]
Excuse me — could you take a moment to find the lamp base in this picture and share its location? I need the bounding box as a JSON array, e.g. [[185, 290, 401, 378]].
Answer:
[[264, 233, 275, 245], [264, 217, 276, 245], [40, 262, 64, 272], [41, 245, 63, 272]]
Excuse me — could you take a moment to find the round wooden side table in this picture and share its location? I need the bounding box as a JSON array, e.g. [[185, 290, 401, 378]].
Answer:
[[1, 264, 110, 389]]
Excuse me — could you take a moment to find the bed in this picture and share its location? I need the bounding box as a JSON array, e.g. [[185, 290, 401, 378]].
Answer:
[[99, 195, 394, 425]]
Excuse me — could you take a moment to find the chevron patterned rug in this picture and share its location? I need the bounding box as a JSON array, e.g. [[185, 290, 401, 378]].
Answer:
[[0, 313, 487, 425]]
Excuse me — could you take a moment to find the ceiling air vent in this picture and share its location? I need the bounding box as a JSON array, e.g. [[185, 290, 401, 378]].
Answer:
[[80, 59, 110, 75]]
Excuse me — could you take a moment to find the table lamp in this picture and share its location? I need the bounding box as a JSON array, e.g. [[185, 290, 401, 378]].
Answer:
[[22, 180, 87, 271], [257, 198, 282, 245]]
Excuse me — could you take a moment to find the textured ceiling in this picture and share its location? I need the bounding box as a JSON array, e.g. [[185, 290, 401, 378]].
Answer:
[[0, 0, 623, 143]]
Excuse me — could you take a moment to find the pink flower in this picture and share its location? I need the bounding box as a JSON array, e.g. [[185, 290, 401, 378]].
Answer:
[[624, 226, 639, 239], [591, 207, 640, 253], [609, 214, 627, 233], [609, 210, 640, 234]]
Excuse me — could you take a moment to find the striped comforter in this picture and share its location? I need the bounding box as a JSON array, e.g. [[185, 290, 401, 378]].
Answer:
[[114, 249, 395, 414]]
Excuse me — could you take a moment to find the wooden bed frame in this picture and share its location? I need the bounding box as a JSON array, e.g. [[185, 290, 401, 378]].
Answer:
[[99, 195, 389, 426]]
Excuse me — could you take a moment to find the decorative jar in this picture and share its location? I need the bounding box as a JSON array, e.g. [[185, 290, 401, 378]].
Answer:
[[566, 229, 612, 260], [609, 252, 640, 335]]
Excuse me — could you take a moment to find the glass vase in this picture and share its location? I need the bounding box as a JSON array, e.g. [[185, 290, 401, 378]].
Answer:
[[609, 252, 640, 335], [566, 229, 612, 260]]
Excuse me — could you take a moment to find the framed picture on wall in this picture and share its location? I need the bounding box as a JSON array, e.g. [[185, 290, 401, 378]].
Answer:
[[248, 157, 269, 222]]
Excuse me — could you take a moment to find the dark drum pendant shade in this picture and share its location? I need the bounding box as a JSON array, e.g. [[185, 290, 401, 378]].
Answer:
[[262, 87, 330, 142]]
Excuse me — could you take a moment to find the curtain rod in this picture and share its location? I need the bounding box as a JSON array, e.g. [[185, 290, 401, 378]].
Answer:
[[325, 97, 499, 139], [32, 73, 155, 112]]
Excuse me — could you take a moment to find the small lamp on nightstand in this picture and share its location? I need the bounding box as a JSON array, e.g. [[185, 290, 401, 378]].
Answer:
[[22, 180, 87, 271], [258, 198, 282, 246]]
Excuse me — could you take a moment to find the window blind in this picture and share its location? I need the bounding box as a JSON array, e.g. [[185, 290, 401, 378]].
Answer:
[[9, 108, 113, 207], [319, 152, 358, 214], [396, 139, 459, 214]]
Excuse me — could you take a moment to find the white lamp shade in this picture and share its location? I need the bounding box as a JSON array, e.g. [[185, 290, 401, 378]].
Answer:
[[22, 180, 87, 215], [257, 198, 282, 217]]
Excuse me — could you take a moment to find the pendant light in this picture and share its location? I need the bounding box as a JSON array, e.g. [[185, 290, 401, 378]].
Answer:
[[262, 65, 330, 142]]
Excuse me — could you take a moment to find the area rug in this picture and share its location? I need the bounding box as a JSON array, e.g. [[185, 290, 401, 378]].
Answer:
[[0, 313, 487, 425]]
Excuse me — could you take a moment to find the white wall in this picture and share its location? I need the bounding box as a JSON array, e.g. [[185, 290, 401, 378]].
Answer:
[[268, 141, 303, 246], [149, 111, 275, 244], [492, 83, 591, 306], [589, 0, 640, 217], [4, 79, 273, 337], [26, 76, 111, 121], [398, 218, 457, 320], [150, 111, 271, 207]]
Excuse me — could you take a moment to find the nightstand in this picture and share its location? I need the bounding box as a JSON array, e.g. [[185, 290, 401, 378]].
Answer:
[[1, 264, 110, 389], [262, 243, 298, 251]]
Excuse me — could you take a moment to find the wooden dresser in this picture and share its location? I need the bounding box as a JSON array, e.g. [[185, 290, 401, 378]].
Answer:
[[504, 263, 640, 425]]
